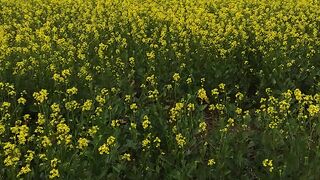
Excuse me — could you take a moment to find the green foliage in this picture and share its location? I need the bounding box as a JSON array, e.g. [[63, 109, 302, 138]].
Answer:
[[0, 0, 319, 179]]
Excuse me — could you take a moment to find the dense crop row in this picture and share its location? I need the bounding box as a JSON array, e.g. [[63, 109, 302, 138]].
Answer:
[[0, 0, 319, 179]]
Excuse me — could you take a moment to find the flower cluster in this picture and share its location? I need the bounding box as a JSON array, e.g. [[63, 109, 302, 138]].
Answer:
[[0, 0, 319, 179]]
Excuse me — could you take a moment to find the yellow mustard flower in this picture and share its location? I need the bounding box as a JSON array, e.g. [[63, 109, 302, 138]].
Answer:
[[142, 115, 151, 129], [172, 73, 180, 82], [49, 169, 60, 179], [98, 144, 110, 155], [77, 137, 89, 150], [208, 159, 216, 166], [33, 89, 48, 104], [121, 153, 131, 161], [175, 133, 186, 148], [263, 159, 274, 172], [17, 97, 27, 105], [197, 88, 209, 103], [17, 164, 31, 177]]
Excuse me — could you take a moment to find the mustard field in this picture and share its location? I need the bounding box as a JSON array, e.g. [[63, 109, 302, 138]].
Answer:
[[0, 0, 320, 179]]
